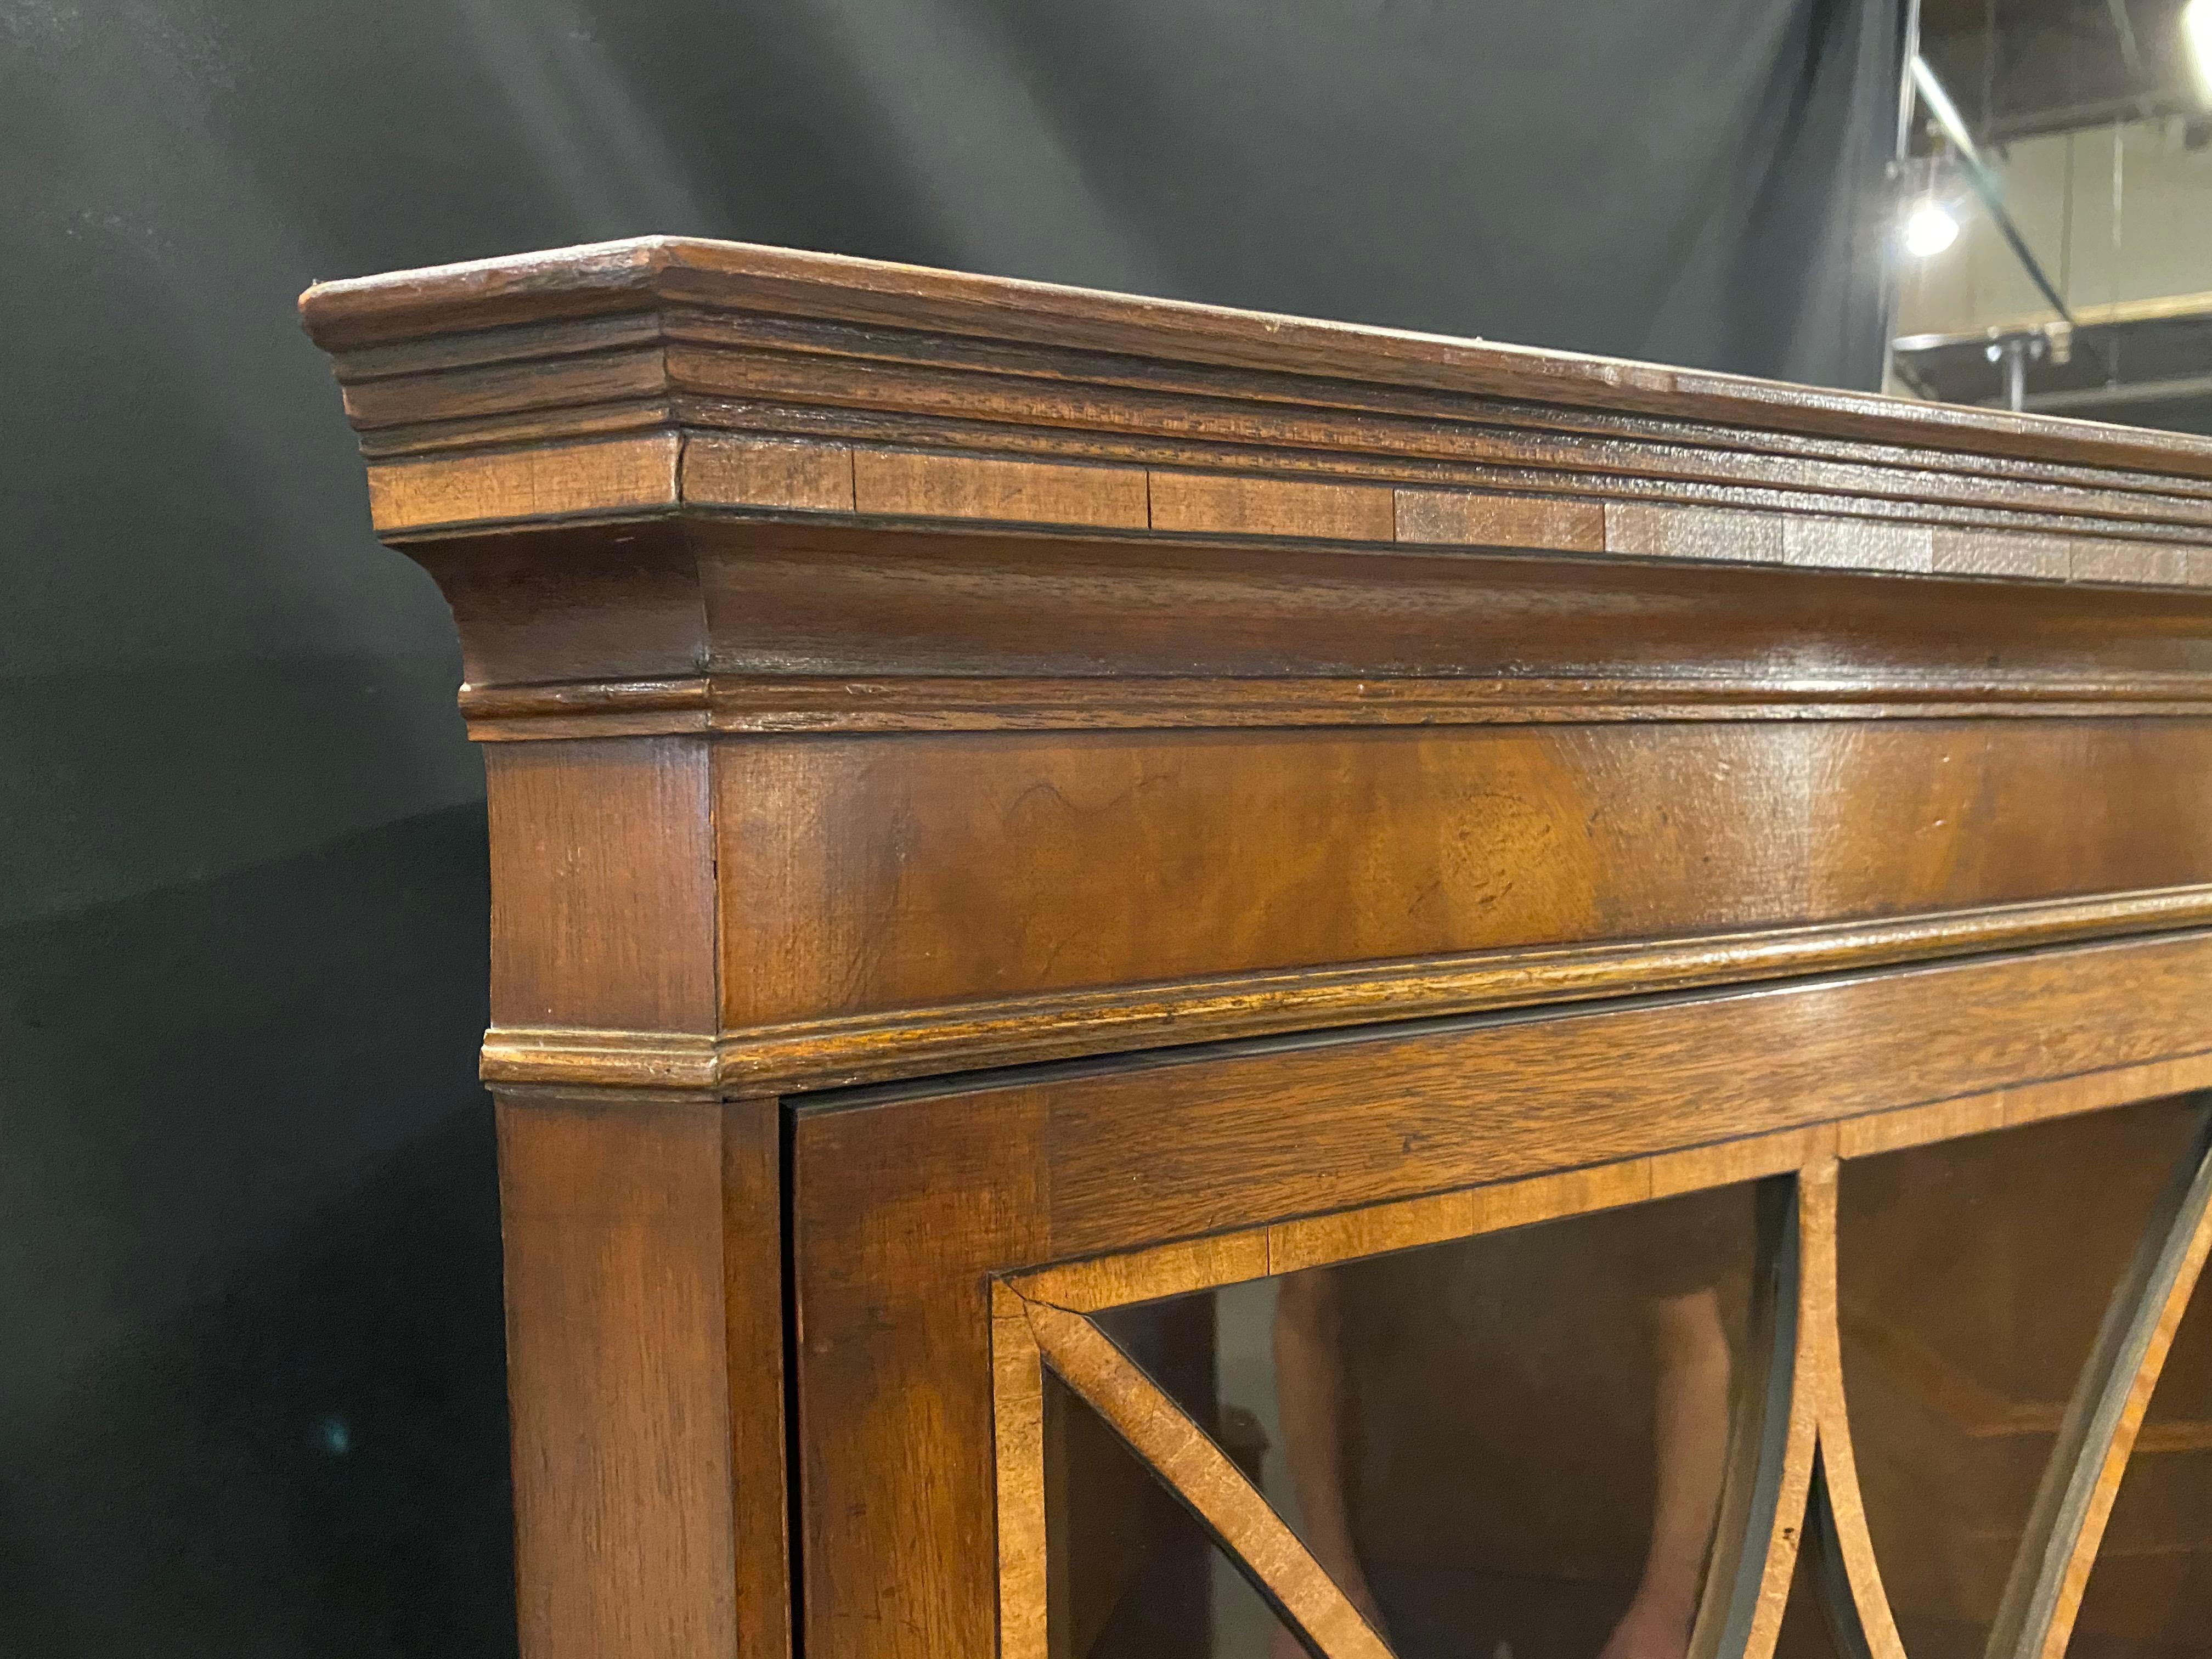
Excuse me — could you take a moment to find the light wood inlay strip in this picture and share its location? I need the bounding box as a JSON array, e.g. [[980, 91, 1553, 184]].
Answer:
[[1019, 1296, 1393, 1659], [1984, 1103, 2212, 1659], [367, 433, 680, 532], [1689, 1177, 1809, 1659], [1016, 1231, 1269, 1314], [853, 449, 1148, 529], [997, 1055, 2212, 1320], [1797, 1158, 1909, 1658], [1724, 1158, 1913, 1659], [990, 1283, 1048, 1659], [1736, 1167, 1832, 1659]]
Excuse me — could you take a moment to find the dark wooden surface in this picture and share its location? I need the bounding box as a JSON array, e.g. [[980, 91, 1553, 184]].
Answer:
[[296, 238, 2212, 1659], [496, 1092, 787, 1659]]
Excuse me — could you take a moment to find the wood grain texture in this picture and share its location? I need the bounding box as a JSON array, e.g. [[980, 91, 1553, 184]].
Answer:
[[851, 449, 1148, 529], [1795, 1166, 1909, 1659], [1831, 1059, 2212, 1159], [1013, 1231, 1271, 1316], [680, 515, 2212, 691], [682, 433, 854, 512], [1020, 1297, 1393, 1659], [1606, 503, 1787, 565], [1932, 529, 2074, 580], [498, 1093, 788, 1659], [486, 737, 717, 1032], [1003, 1064, 2212, 1314], [299, 238, 2212, 1659], [789, 1088, 1047, 1659], [723, 1097, 792, 1659], [991, 1283, 1049, 1659], [1984, 1106, 2212, 1659], [2070, 540, 2196, 588], [1018, 930, 2212, 1260], [368, 433, 679, 532], [1784, 515, 1934, 574], [788, 939, 2212, 1659], [409, 520, 709, 697], [296, 235, 2212, 496], [415, 516, 2212, 746], [708, 721, 2212, 1028], [1147, 471, 1395, 541], [465, 885, 2212, 1091], [1393, 487, 1605, 550]]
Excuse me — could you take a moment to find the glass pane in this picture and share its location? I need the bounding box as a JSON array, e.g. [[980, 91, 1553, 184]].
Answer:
[[1046, 1370, 1297, 1659], [1773, 1521, 1847, 1659], [1837, 1096, 2203, 1659], [2069, 1233, 2212, 1658], [1057, 1181, 1765, 1659]]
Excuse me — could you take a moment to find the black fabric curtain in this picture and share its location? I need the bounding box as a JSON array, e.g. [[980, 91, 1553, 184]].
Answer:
[[0, 3, 1898, 1651]]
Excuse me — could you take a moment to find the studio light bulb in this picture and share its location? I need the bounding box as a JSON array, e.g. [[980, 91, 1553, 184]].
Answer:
[[2187, 0, 2212, 97], [1903, 199, 1960, 258]]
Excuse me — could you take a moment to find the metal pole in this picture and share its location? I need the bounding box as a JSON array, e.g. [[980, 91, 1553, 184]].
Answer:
[[1911, 55, 2079, 328], [1895, 0, 1924, 160], [1883, 0, 1925, 394]]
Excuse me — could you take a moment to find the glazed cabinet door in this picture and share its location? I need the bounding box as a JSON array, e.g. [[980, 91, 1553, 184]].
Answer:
[[787, 942, 2212, 1659]]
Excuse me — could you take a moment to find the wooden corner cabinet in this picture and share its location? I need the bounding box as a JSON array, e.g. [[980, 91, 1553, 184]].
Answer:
[[301, 239, 2212, 1659]]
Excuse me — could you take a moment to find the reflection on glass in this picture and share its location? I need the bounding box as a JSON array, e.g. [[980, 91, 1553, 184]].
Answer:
[[1837, 1096, 2202, 1659], [2069, 1235, 2212, 1657], [1053, 1183, 1761, 1659], [1046, 1370, 1294, 1659], [1773, 1524, 1847, 1659]]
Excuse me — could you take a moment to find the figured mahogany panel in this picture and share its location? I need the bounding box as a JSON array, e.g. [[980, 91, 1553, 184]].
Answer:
[[716, 720, 2212, 1025]]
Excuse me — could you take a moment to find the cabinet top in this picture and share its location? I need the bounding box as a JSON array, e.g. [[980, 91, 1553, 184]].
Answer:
[[303, 234, 2204, 477], [298, 236, 2212, 588]]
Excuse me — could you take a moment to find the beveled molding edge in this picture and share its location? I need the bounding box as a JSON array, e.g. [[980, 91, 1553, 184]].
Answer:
[[301, 236, 2212, 493], [478, 884, 2212, 1094], [363, 430, 2212, 591], [454, 672, 2212, 740]]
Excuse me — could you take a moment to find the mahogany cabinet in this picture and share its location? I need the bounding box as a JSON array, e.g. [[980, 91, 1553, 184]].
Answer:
[[301, 239, 2212, 1659]]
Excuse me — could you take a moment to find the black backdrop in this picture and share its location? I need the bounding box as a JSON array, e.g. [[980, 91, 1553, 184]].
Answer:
[[0, 3, 1898, 1651]]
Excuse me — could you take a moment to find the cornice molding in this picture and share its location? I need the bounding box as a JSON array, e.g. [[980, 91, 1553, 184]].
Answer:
[[298, 240, 2212, 588]]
